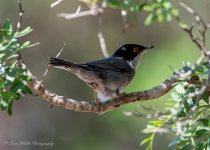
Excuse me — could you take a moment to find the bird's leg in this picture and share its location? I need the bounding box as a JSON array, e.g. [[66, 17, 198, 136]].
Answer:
[[116, 89, 127, 98], [91, 83, 100, 113]]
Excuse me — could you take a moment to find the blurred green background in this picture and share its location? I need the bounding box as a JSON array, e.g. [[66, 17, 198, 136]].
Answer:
[[0, 0, 209, 150]]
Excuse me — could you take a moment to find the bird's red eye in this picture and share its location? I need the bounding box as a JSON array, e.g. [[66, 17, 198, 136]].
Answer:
[[133, 47, 139, 53]]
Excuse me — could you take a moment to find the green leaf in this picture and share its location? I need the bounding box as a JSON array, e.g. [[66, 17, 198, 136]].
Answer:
[[183, 66, 191, 72], [140, 135, 153, 145], [177, 106, 186, 117], [143, 4, 157, 12], [145, 13, 156, 25], [149, 120, 163, 126], [194, 65, 204, 73], [195, 129, 209, 137], [6, 54, 19, 60], [0, 53, 5, 58], [10, 79, 25, 93], [3, 19, 13, 36], [157, 9, 164, 23], [202, 91, 209, 104], [15, 68, 27, 73], [166, 13, 172, 21], [22, 85, 32, 95], [107, 0, 121, 9], [21, 41, 30, 48], [181, 144, 193, 150], [19, 75, 31, 81], [0, 80, 7, 89], [202, 61, 210, 69], [196, 142, 208, 150], [7, 100, 13, 115], [199, 119, 210, 126], [201, 69, 210, 76], [171, 9, 179, 17], [1, 91, 14, 100], [0, 91, 14, 110], [183, 100, 191, 113], [162, 1, 171, 9], [171, 92, 181, 102], [10, 60, 18, 69], [14, 27, 33, 38], [175, 84, 185, 94], [0, 98, 9, 110]]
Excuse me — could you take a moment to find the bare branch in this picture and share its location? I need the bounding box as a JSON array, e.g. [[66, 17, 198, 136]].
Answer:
[[180, 2, 208, 50], [22, 60, 176, 113], [51, 0, 64, 8], [16, 0, 24, 32], [98, 13, 109, 58], [182, 24, 204, 51], [57, 4, 103, 20]]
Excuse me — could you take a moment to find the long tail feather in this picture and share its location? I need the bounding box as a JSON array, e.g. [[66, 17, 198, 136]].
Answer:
[[48, 57, 78, 72]]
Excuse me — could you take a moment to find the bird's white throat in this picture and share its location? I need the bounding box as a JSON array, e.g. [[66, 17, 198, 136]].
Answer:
[[126, 51, 147, 69]]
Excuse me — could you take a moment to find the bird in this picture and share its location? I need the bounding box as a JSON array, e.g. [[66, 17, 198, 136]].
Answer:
[[49, 44, 154, 109]]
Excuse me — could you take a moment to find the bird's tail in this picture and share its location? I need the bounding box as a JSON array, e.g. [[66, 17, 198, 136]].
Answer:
[[48, 57, 78, 72]]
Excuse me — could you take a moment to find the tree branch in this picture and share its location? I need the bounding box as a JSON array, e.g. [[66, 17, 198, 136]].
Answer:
[[22, 61, 177, 113]]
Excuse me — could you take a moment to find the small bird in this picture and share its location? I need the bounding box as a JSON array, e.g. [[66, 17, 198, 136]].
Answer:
[[49, 44, 154, 106]]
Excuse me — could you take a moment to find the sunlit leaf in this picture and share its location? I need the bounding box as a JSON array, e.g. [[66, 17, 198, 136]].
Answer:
[[22, 41, 30, 48], [171, 92, 181, 102], [14, 27, 33, 38], [0, 80, 7, 89], [145, 13, 156, 25], [3, 19, 13, 36], [0, 53, 5, 58], [175, 84, 185, 94], [149, 120, 164, 126], [140, 135, 152, 145]]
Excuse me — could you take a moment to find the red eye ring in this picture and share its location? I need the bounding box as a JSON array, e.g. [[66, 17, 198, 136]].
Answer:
[[133, 47, 139, 53]]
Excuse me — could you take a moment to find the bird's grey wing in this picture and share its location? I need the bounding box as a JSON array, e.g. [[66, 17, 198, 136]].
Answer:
[[80, 57, 132, 73]]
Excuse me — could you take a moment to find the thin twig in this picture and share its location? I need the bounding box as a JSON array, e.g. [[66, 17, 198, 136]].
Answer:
[[179, 1, 210, 89], [182, 24, 203, 51], [50, 0, 64, 8], [98, 12, 109, 58], [180, 2, 208, 50], [26, 94, 39, 100], [57, 4, 103, 20], [180, 2, 210, 88], [16, 0, 24, 33], [40, 43, 66, 84]]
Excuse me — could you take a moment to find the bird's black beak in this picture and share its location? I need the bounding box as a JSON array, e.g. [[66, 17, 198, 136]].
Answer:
[[143, 45, 154, 50]]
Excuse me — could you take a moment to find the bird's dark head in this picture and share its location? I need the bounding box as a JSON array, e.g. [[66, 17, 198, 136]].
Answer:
[[112, 44, 154, 69], [112, 44, 154, 60]]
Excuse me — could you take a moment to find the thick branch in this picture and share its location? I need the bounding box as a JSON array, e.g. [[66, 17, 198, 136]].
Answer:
[[22, 62, 176, 113]]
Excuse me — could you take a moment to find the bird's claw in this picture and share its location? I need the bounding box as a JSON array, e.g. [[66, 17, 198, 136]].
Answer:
[[117, 92, 127, 98], [96, 100, 101, 114]]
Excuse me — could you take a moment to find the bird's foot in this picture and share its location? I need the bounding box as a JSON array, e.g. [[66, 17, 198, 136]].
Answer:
[[96, 100, 101, 114], [116, 92, 127, 98]]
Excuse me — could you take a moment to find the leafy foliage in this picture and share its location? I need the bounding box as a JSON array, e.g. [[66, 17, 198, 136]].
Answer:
[[80, 0, 180, 25], [0, 19, 33, 115], [140, 61, 210, 149]]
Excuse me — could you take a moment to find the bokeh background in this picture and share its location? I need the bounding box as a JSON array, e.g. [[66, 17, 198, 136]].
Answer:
[[0, 0, 209, 150]]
